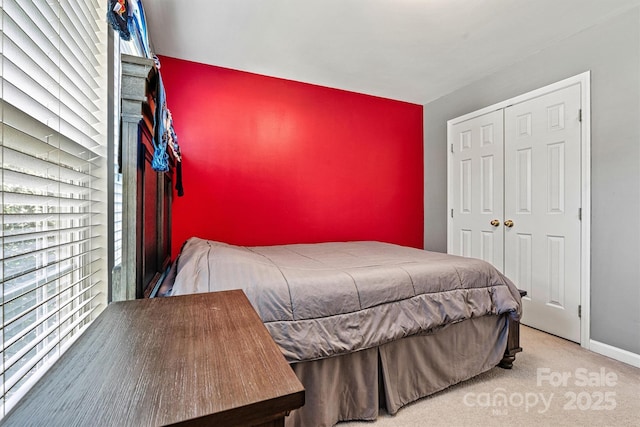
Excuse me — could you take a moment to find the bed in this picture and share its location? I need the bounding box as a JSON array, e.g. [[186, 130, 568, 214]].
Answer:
[[158, 237, 523, 427]]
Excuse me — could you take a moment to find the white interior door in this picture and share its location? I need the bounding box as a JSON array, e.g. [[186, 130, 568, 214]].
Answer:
[[450, 110, 504, 270], [503, 84, 582, 342]]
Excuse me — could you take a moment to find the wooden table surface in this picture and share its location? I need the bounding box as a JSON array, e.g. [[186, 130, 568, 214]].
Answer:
[[1, 290, 305, 426]]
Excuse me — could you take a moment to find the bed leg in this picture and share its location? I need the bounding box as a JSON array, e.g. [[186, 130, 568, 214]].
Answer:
[[499, 317, 522, 369]]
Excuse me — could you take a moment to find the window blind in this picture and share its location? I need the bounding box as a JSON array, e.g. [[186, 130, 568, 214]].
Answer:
[[1, 0, 108, 416], [114, 168, 122, 267]]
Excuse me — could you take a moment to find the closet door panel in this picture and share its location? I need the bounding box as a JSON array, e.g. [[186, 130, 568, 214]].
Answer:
[[503, 83, 582, 342], [450, 110, 504, 270]]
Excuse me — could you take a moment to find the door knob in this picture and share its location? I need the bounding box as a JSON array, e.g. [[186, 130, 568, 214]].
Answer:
[[504, 219, 514, 228], [490, 219, 500, 227]]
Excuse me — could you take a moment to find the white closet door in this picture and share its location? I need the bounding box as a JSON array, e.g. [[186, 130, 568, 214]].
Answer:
[[450, 110, 504, 270], [504, 83, 582, 342]]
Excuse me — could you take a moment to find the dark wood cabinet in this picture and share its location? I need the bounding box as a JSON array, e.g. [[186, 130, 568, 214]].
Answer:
[[1, 290, 305, 426]]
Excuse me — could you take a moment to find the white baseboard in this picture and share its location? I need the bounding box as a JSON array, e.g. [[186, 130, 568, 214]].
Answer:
[[589, 339, 640, 368]]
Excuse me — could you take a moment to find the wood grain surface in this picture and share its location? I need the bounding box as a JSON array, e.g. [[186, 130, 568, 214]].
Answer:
[[1, 290, 305, 426]]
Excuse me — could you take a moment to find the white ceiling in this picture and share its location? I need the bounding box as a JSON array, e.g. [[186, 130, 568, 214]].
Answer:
[[143, 0, 640, 105]]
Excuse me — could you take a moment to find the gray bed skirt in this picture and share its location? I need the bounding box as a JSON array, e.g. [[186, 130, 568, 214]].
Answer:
[[286, 314, 508, 427]]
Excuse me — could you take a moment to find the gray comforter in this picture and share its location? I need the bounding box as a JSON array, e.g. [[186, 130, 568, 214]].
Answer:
[[170, 238, 522, 362]]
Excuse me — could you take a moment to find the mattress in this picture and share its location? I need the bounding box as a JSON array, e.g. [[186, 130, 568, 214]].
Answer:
[[169, 238, 521, 362]]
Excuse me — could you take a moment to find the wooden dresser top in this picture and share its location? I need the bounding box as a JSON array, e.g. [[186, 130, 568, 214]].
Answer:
[[2, 290, 305, 426]]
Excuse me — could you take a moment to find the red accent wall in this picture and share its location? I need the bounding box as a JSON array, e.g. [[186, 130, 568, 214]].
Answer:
[[158, 56, 424, 256]]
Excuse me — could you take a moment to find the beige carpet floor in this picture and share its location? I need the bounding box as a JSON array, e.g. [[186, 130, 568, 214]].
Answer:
[[341, 326, 640, 427]]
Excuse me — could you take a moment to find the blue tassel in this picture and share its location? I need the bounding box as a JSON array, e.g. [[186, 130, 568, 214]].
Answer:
[[151, 73, 170, 172], [151, 149, 169, 172]]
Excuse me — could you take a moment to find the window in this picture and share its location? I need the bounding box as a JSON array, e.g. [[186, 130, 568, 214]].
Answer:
[[1, 0, 108, 416]]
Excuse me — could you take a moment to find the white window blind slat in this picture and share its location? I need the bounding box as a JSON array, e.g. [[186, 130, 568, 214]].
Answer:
[[2, 103, 102, 162], [3, 268, 100, 355], [2, 246, 99, 302], [59, 6, 100, 70], [3, 146, 97, 182], [2, 16, 99, 112], [70, 0, 100, 41], [1, 27, 102, 146], [3, 192, 96, 211], [4, 82, 99, 146], [59, 39, 100, 95], [3, 253, 102, 305], [3, 236, 91, 266], [2, 212, 95, 226], [5, 293, 99, 402], [1, 0, 107, 417], [4, 271, 100, 346], [3, 225, 93, 243], [4, 278, 99, 363], [5, 1, 100, 96], [2, 169, 94, 197], [3, 304, 95, 412], [112, 39, 122, 269], [114, 171, 122, 266], [2, 29, 100, 124], [1, 38, 60, 110], [2, 5, 60, 67], [1, 127, 99, 174]]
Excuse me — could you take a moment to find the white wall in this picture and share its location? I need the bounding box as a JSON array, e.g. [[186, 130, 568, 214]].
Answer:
[[423, 8, 640, 355]]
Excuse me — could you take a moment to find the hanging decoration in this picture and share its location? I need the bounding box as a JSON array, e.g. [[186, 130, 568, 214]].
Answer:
[[110, 1, 185, 196], [165, 109, 185, 197], [149, 60, 185, 196], [107, 0, 131, 40], [151, 72, 169, 172], [128, 0, 152, 59], [107, 0, 152, 58]]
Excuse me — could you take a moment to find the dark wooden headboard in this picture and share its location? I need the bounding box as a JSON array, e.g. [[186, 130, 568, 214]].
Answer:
[[138, 120, 173, 298], [115, 54, 173, 301]]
